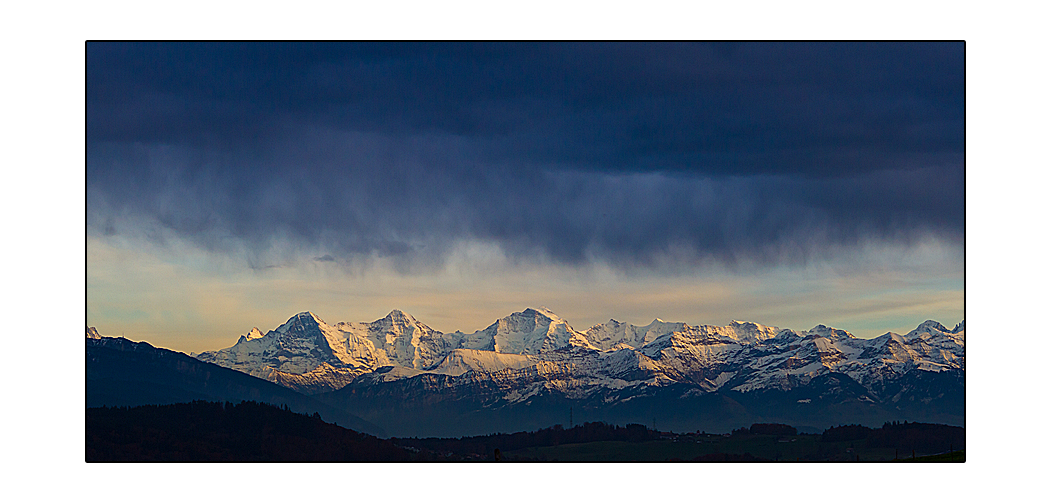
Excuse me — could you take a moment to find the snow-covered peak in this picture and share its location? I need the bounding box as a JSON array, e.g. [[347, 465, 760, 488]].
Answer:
[[236, 327, 265, 345], [722, 320, 783, 344], [534, 306, 561, 318], [384, 309, 417, 323], [369, 310, 434, 335], [583, 318, 687, 351], [86, 326, 102, 339], [645, 318, 686, 331], [804, 325, 854, 340], [872, 320, 962, 344], [770, 328, 802, 342], [350, 309, 446, 369], [196, 310, 351, 378], [276, 311, 327, 333], [903, 320, 963, 346], [516, 307, 561, 322], [471, 307, 586, 354], [916, 320, 949, 333], [732, 320, 777, 330], [494, 308, 565, 333]]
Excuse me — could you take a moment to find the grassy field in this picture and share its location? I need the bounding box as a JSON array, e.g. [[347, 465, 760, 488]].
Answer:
[[504, 433, 957, 462]]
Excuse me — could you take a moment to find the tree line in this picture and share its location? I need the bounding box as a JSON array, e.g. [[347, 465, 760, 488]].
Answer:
[[392, 421, 657, 456], [87, 401, 426, 462], [87, 401, 964, 461], [821, 421, 964, 453]]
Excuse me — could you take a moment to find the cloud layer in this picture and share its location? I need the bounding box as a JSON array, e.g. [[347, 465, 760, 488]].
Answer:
[[87, 42, 964, 271]]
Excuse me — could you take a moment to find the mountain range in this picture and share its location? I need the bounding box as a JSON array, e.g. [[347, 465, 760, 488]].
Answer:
[[184, 308, 964, 437]]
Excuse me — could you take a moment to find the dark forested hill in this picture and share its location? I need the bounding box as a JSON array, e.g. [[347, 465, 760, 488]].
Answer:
[[86, 401, 414, 461], [86, 401, 964, 462], [86, 335, 385, 436]]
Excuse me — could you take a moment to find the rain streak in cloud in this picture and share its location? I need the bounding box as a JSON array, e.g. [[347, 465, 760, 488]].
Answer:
[[86, 42, 963, 273]]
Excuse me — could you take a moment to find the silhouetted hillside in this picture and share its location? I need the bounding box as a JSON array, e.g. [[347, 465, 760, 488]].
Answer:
[[87, 401, 416, 462], [86, 335, 385, 436], [87, 402, 965, 462]]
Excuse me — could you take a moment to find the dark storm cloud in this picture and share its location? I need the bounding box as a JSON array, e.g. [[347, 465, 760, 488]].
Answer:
[[86, 42, 964, 269]]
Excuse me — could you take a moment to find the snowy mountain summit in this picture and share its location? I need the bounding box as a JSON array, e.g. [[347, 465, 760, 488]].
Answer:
[[194, 308, 964, 399]]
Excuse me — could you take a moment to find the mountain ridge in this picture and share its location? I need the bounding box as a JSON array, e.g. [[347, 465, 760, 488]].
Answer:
[[90, 307, 963, 437], [192, 308, 963, 398]]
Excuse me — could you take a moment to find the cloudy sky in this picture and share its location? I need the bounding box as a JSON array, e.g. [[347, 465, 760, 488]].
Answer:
[[86, 42, 963, 353]]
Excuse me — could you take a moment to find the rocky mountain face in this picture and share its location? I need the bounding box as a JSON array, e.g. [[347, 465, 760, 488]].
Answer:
[[189, 309, 964, 436]]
